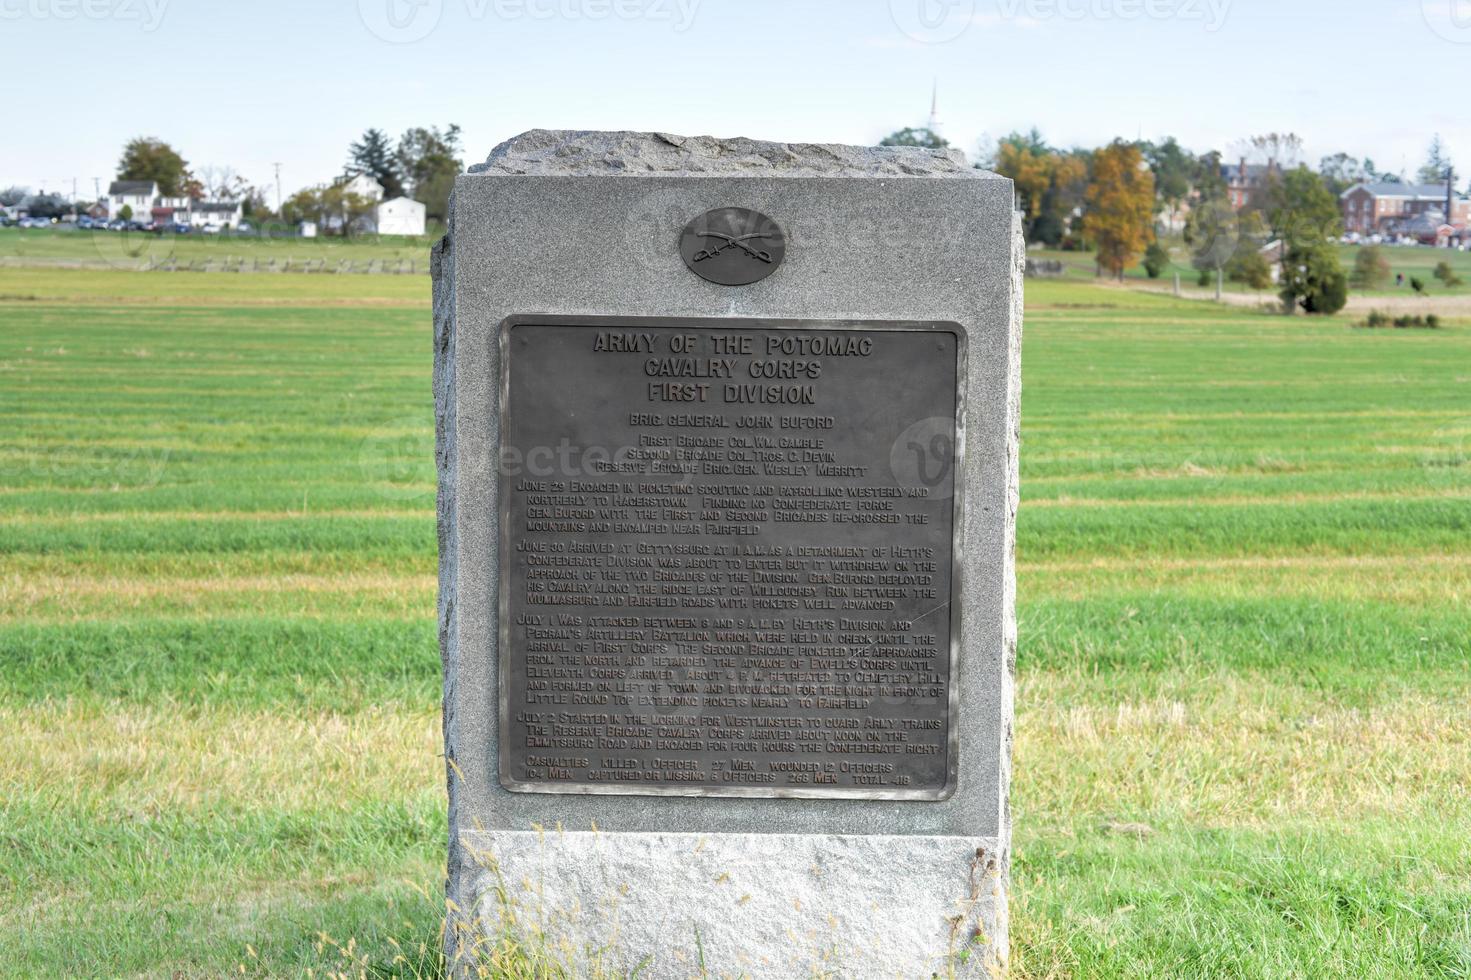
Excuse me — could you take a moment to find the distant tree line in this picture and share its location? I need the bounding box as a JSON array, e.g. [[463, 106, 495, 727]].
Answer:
[[92, 126, 467, 234], [871, 126, 1459, 316]]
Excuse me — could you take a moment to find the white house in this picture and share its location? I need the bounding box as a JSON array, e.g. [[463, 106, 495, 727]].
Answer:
[[106, 180, 158, 220], [145, 197, 241, 230], [188, 200, 244, 230], [376, 196, 426, 236], [341, 173, 384, 202], [322, 174, 386, 233]]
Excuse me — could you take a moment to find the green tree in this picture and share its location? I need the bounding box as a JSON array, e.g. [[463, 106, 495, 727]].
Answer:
[[396, 124, 463, 223], [1350, 246, 1391, 289], [1227, 249, 1274, 290], [1268, 166, 1346, 315], [282, 185, 376, 237], [1082, 140, 1155, 280], [1142, 241, 1170, 278], [1214, 210, 1272, 289], [1433, 260, 1463, 288], [1264, 166, 1342, 258], [1280, 240, 1347, 314], [1142, 137, 1194, 228], [347, 128, 405, 199], [1192, 150, 1227, 199], [239, 185, 275, 222], [25, 193, 69, 219], [1418, 134, 1453, 185], [117, 137, 192, 197], [880, 127, 948, 149], [1184, 190, 1235, 279]]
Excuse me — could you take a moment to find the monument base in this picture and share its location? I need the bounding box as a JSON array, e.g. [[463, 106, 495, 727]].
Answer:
[[451, 830, 1006, 979]]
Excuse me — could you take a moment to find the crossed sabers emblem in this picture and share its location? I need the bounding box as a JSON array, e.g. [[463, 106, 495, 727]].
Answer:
[[692, 231, 777, 264]]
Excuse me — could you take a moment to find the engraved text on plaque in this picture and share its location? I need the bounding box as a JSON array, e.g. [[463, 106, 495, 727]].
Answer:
[[498, 317, 965, 799]]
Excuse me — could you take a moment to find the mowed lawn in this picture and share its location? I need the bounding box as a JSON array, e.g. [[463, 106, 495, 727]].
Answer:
[[0, 226, 438, 268], [1, 267, 1468, 978]]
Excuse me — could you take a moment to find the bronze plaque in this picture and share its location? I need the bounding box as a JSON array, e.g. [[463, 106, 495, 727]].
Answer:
[[498, 316, 965, 800]]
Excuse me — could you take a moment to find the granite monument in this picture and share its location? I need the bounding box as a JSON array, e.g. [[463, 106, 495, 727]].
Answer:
[[434, 129, 1021, 977]]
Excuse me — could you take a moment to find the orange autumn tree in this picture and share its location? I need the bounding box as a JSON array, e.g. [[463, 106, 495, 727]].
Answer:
[[1083, 140, 1156, 280]]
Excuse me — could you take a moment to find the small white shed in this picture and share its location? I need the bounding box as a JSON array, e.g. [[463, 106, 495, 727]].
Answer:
[[377, 196, 426, 236]]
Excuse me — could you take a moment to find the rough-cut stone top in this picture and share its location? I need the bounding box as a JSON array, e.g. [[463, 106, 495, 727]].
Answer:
[[470, 129, 996, 178]]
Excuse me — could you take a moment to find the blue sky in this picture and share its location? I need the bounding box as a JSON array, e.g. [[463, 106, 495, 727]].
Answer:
[[3, 0, 1468, 200]]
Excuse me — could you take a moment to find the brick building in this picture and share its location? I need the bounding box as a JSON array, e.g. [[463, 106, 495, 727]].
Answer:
[[1340, 181, 1470, 237]]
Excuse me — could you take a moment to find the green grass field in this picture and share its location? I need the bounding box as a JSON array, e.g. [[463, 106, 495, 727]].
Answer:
[[1029, 243, 1471, 300], [0, 226, 438, 270], [2, 266, 1468, 977]]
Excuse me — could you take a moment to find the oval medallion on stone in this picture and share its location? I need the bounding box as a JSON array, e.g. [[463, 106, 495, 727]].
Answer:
[[678, 207, 786, 286]]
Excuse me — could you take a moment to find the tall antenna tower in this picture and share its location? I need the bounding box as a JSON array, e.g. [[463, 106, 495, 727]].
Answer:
[[926, 79, 941, 136]]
